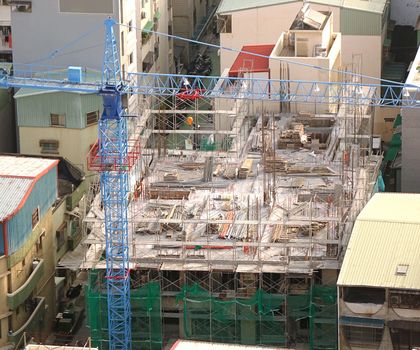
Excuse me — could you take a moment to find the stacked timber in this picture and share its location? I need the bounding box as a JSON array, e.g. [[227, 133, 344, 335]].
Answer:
[[264, 157, 288, 173], [238, 159, 253, 179]]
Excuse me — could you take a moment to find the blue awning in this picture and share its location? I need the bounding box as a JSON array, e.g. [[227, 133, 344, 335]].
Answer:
[[340, 316, 384, 329]]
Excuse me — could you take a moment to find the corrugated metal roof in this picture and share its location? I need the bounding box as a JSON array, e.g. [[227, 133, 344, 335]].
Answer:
[[338, 193, 420, 290], [14, 69, 100, 99], [0, 156, 57, 178], [0, 177, 33, 221], [229, 44, 275, 76], [217, 0, 387, 14]]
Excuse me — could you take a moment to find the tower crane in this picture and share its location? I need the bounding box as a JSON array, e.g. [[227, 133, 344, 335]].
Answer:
[[0, 18, 419, 350]]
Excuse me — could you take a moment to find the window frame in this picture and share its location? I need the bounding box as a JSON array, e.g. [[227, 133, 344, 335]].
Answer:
[[31, 207, 40, 230], [50, 113, 66, 127], [86, 110, 99, 126], [39, 139, 59, 154]]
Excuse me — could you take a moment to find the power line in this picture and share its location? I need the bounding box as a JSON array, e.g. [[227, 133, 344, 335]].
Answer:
[[120, 22, 410, 87]]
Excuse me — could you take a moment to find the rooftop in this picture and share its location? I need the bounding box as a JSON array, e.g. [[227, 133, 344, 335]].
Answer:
[[229, 44, 275, 77], [217, 0, 387, 15], [0, 155, 58, 222], [338, 193, 420, 290]]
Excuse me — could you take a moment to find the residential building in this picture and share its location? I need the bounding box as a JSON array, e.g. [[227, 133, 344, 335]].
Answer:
[[172, 0, 220, 69], [338, 193, 420, 349], [15, 71, 103, 172], [0, 154, 87, 348], [217, 0, 389, 86], [401, 45, 420, 192], [0, 0, 12, 62], [0, 156, 59, 347], [10, 0, 173, 113]]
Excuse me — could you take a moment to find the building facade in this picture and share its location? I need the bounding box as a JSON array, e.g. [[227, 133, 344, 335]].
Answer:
[[217, 0, 389, 85], [0, 156, 59, 347], [15, 79, 103, 172], [338, 193, 420, 349]]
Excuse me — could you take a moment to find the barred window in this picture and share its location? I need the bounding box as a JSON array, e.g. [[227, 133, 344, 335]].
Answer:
[[39, 139, 59, 154], [86, 111, 99, 126]]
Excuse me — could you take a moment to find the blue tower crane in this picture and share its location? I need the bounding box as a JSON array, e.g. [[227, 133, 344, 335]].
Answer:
[[0, 18, 420, 350]]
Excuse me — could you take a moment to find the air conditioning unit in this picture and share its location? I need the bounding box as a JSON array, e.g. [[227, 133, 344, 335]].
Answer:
[[141, 11, 146, 19], [315, 45, 327, 57]]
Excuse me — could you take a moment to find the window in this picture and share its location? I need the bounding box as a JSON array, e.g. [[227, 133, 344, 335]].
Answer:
[[39, 139, 59, 154], [56, 222, 67, 251], [11, 1, 32, 13], [31, 207, 39, 229], [86, 111, 99, 126], [129, 52, 134, 65], [128, 20, 133, 32], [343, 326, 383, 346], [50, 113, 65, 127], [219, 15, 232, 33]]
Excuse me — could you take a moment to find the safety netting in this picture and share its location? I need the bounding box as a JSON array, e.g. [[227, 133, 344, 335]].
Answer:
[[86, 270, 162, 350], [176, 284, 337, 349]]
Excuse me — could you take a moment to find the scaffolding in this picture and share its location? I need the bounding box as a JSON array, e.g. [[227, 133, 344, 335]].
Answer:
[[79, 77, 383, 349]]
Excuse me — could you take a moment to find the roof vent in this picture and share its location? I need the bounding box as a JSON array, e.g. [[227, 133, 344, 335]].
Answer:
[[396, 264, 409, 276]]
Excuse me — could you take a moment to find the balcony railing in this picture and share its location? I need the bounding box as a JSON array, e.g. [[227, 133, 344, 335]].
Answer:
[[7, 259, 44, 310], [8, 297, 45, 343]]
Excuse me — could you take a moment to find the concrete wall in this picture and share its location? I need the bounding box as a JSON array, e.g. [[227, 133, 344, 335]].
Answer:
[[390, 0, 420, 26], [11, 0, 119, 70], [19, 125, 97, 171], [0, 255, 9, 347], [340, 35, 382, 85]]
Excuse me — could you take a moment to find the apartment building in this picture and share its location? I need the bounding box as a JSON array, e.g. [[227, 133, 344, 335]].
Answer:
[[15, 70, 103, 172], [0, 155, 87, 348], [172, 0, 220, 69], [0, 156, 59, 347], [217, 0, 389, 85], [338, 193, 420, 349]]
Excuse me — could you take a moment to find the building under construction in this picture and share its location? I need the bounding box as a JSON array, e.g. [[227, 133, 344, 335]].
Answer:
[[71, 64, 385, 350]]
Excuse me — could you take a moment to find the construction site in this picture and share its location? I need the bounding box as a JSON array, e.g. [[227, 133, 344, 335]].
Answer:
[[71, 63, 384, 349]]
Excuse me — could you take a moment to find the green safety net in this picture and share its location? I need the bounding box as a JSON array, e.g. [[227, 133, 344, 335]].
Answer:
[[86, 270, 162, 350], [176, 284, 286, 346], [176, 284, 337, 349], [86, 269, 337, 350]]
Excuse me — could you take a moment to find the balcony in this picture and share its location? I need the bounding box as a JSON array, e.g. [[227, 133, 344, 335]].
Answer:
[[66, 179, 88, 211], [7, 259, 44, 310], [8, 297, 45, 343]]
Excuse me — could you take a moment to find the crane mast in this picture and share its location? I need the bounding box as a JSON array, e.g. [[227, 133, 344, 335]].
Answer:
[[99, 18, 132, 350]]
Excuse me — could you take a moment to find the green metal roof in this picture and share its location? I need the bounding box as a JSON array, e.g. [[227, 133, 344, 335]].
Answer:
[[217, 0, 387, 14], [14, 69, 101, 98]]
